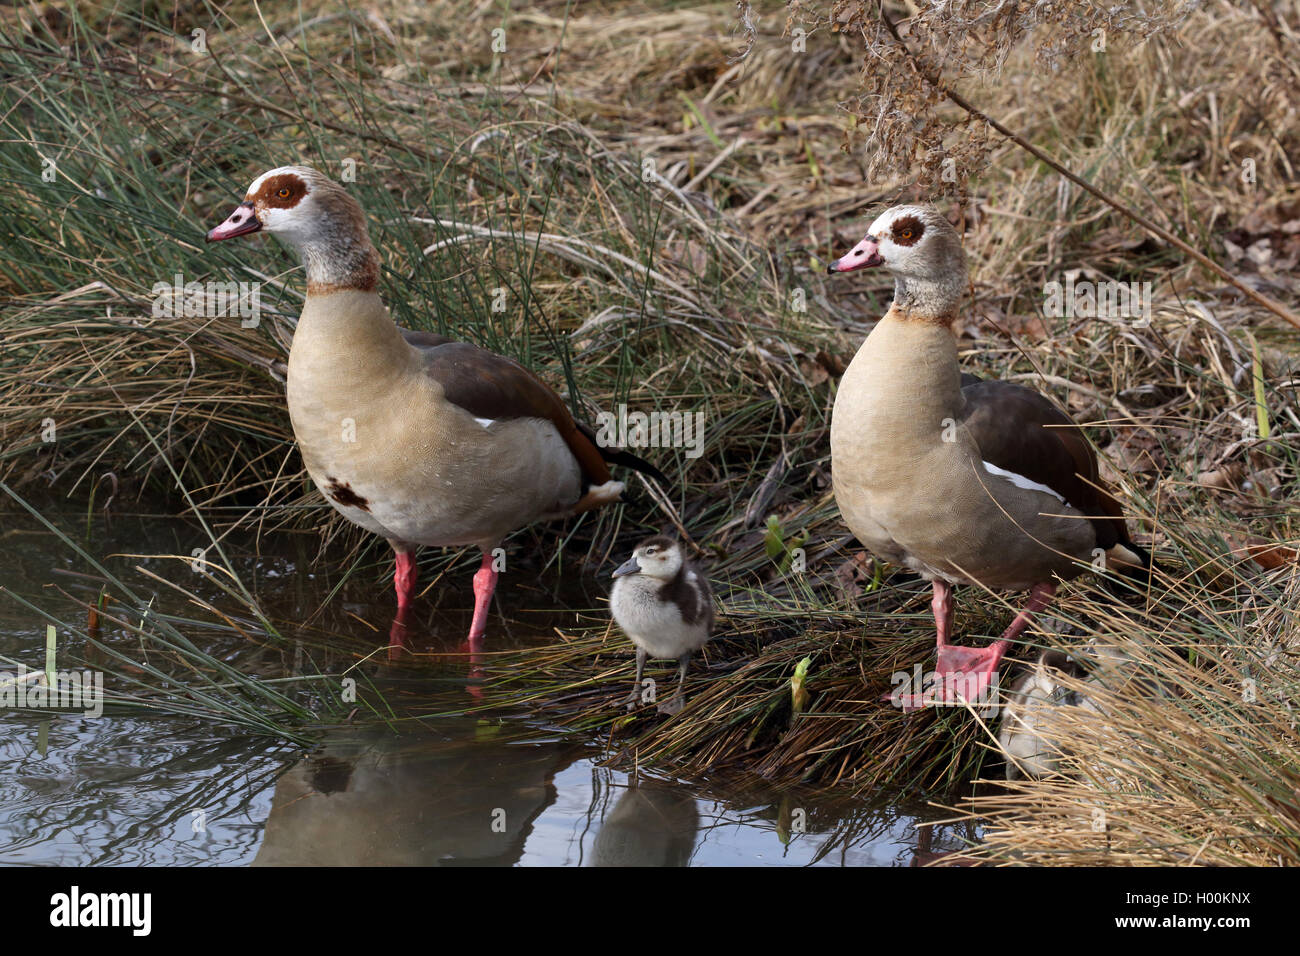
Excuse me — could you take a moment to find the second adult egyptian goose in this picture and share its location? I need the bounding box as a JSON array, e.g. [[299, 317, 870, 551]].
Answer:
[[207, 165, 662, 645], [826, 204, 1151, 708]]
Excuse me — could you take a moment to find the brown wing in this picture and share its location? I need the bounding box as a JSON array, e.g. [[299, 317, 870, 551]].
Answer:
[[661, 558, 714, 631], [400, 329, 457, 349], [401, 329, 611, 486], [959, 379, 1129, 549]]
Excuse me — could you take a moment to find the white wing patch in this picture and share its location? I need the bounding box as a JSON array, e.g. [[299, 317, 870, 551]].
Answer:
[[584, 480, 625, 505], [474, 417, 495, 429], [982, 461, 1068, 506]]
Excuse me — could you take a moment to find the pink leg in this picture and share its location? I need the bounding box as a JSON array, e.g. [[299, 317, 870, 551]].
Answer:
[[932, 580, 954, 647], [463, 643, 485, 702], [995, 582, 1057, 644], [389, 549, 418, 653], [889, 581, 953, 708], [897, 581, 1057, 710], [394, 550, 418, 616], [467, 550, 499, 645]]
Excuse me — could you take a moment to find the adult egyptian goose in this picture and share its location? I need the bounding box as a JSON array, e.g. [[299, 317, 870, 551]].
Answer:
[[610, 535, 714, 715], [826, 204, 1150, 708], [206, 165, 663, 644]]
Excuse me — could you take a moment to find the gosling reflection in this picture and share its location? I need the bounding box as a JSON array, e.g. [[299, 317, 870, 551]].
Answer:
[[590, 781, 700, 867], [254, 725, 580, 866]]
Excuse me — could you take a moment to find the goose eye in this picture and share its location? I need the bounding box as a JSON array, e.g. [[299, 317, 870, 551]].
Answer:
[[899, 229, 913, 240], [277, 187, 291, 199]]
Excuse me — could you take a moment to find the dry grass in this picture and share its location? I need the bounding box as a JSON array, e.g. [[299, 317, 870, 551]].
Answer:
[[1, 0, 1298, 862], [945, 571, 1300, 866]]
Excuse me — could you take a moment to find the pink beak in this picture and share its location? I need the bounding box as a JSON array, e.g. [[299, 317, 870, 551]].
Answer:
[[206, 201, 262, 242], [827, 236, 884, 273]]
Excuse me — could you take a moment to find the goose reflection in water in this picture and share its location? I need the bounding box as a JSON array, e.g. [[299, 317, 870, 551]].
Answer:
[[250, 725, 972, 866], [253, 725, 582, 866], [590, 781, 700, 867]]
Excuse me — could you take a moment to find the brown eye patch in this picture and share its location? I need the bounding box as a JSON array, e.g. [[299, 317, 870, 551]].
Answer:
[[250, 173, 306, 209], [891, 215, 925, 246]]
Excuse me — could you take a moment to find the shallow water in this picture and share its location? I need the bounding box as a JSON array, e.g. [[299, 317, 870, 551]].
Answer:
[[0, 508, 975, 866]]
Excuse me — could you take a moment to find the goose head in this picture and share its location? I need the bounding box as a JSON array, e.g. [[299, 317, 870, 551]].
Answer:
[[612, 535, 684, 581], [206, 165, 378, 293], [827, 204, 964, 277], [827, 204, 966, 317]]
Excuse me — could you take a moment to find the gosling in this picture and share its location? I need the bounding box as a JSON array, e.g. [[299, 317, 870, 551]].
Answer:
[[997, 650, 1099, 780], [610, 535, 714, 715]]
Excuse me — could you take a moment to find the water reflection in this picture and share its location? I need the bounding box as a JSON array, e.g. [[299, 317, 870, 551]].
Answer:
[[0, 713, 291, 865], [0, 509, 981, 866], [253, 724, 583, 866], [590, 782, 700, 866], [251, 728, 976, 867]]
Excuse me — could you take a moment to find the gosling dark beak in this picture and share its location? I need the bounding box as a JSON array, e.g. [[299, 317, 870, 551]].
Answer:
[[206, 201, 262, 242], [612, 556, 641, 579]]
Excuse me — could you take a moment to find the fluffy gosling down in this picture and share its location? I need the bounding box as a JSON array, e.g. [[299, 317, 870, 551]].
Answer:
[[997, 650, 1100, 780], [610, 536, 714, 715]]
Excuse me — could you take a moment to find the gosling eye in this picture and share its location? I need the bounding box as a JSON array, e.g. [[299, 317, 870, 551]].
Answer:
[[277, 187, 291, 198]]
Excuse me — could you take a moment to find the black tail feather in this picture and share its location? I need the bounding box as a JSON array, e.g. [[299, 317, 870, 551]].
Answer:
[[575, 422, 668, 485], [1100, 539, 1159, 604], [600, 446, 668, 485]]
